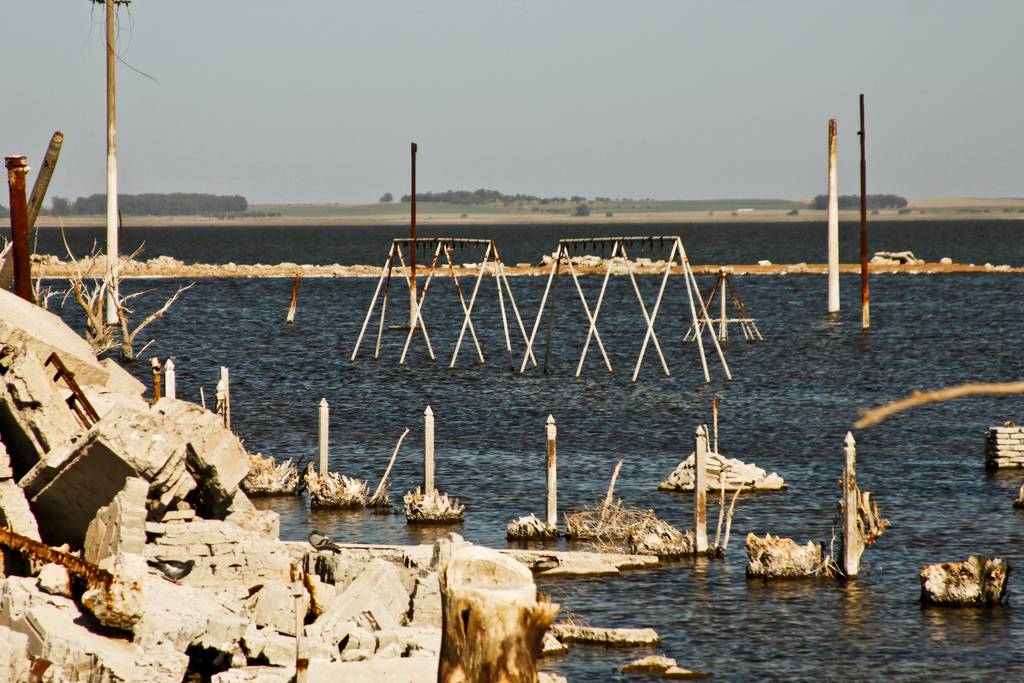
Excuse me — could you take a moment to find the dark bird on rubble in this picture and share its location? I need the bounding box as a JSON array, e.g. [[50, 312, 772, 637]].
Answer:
[[148, 559, 195, 582], [309, 529, 343, 553]]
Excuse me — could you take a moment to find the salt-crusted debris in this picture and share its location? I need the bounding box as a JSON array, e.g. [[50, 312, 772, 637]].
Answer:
[[549, 623, 660, 647], [745, 533, 826, 579], [871, 250, 923, 265], [565, 499, 690, 558], [920, 555, 1010, 607], [986, 423, 1024, 469], [622, 655, 713, 679], [507, 513, 558, 540], [241, 452, 299, 496], [403, 486, 464, 524], [659, 451, 786, 492], [303, 463, 368, 508]]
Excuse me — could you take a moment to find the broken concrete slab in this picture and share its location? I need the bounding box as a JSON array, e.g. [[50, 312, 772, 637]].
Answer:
[[541, 631, 567, 656], [408, 572, 441, 627], [549, 623, 660, 646], [36, 563, 71, 598], [306, 657, 435, 683], [245, 579, 307, 636], [0, 624, 29, 683], [98, 357, 146, 398], [324, 559, 410, 630], [241, 623, 296, 667], [374, 626, 441, 657], [83, 476, 147, 565], [0, 343, 81, 477], [212, 665, 294, 683], [659, 451, 786, 492], [623, 655, 677, 673], [81, 553, 145, 631], [0, 288, 109, 388], [0, 478, 41, 577]]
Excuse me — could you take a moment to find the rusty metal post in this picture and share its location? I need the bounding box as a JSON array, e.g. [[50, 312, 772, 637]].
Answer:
[[150, 357, 162, 401], [409, 142, 418, 328], [859, 95, 870, 330], [545, 415, 557, 529], [694, 424, 709, 553], [5, 156, 32, 302], [712, 393, 719, 454], [827, 118, 840, 313]]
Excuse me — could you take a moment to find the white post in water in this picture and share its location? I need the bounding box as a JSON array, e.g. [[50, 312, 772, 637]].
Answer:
[[104, 0, 119, 325], [424, 405, 435, 494], [545, 415, 557, 529], [842, 431, 864, 577], [318, 398, 329, 476], [216, 367, 231, 431], [694, 425, 709, 553], [164, 359, 176, 400], [718, 271, 728, 342], [827, 118, 840, 313]]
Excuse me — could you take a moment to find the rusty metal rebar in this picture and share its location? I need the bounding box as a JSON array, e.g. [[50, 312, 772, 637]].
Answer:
[[45, 352, 101, 428], [859, 94, 870, 330], [5, 156, 32, 302], [0, 526, 114, 589]]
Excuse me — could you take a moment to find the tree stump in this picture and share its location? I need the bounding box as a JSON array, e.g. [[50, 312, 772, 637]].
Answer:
[[439, 546, 558, 683]]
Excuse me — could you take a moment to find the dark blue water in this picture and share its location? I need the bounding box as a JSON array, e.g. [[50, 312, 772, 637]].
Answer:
[[36, 219, 1024, 268], [49, 223, 1024, 681]]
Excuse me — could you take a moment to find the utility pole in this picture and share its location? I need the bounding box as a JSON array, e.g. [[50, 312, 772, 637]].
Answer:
[[105, 0, 120, 325], [858, 94, 869, 330], [410, 142, 418, 328]]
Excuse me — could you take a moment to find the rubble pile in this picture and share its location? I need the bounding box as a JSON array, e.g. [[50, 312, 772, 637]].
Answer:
[[0, 289, 505, 681], [745, 533, 824, 579], [985, 423, 1024, 469], [920, 555, 1011, 607]]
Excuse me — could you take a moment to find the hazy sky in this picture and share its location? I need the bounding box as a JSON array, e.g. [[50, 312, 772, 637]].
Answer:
[[3, 1, 1022, 204]]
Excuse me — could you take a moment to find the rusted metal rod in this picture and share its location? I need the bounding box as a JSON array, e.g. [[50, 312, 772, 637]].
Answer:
[[105, 0, 120, 325], [859, 94, 870, 330], [286, 274, 301, 324], [151, 357, 162, 401], [827, 118, 839, 313], [5, 156, 32, 301], [410, 142, 418, 328]]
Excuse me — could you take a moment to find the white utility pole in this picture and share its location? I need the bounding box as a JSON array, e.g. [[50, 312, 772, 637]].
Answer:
[[105, 0, 120, 324]]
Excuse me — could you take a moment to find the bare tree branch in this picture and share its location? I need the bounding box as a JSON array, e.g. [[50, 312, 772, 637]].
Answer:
[[855, 381, 1024, 429]]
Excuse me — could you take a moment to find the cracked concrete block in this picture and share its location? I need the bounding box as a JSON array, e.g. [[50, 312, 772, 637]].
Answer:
[[242, 623, 296, 667], [323, 560, 409, 632], [36, 564, 71, 598], [0, 478, 40, 577], [376, 626, 441, 657], [0, 624, 29, 683], [246, 579, 307, 636], [81, 553, 145, 631], [408, 572, 441, 627], [212, 666, 295, 683], [0, 289, 109, 387], [97, 357, 146, 398], [84, 477, 148, 566], [0, 343, 81, 477]]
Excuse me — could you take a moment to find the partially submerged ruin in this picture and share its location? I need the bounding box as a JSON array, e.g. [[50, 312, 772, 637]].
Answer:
[[659, 452, 786, 492], [920, 555, 1010, 607]]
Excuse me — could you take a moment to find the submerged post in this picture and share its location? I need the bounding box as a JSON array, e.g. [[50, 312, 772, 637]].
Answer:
[[858, 95, 870, 330], [318, 398, 329, 476], [409, 142, 418, 328], [150, 358, 162, 401], [424, 405, 435, 495], [105, 0, 119, 325], [718, 271, 728, 342], [546, 415, 557, 529], [842, 432, 865, 577], [694, 425, 709, 553], [218, 367, 231, 431], [5, 156, 31, 302], [827, 118, 840, 313], [286, 275, 301, 324], [164, 358, 176, 400]]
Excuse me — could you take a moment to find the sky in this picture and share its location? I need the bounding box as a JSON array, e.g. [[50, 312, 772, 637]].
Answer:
[[2, 1, 1022, 204]]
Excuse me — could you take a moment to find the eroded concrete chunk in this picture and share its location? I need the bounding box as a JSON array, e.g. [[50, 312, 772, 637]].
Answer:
[[36, 563, 71, 598], [660, 452, 786, 492], [745, 532, 822, 579], [245, 579, 308, 636], [81, 553, 146, 631], [0, 624, 29, 683], [920, 555, 1010, 607]]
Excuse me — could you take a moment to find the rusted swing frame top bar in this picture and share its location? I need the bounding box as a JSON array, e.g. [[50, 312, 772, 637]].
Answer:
[[557, 235, 681, 246], [391, 237, 493, 246]]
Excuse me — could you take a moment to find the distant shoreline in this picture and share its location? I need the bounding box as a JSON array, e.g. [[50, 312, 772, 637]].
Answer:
[[31, 209, 1024, 229]]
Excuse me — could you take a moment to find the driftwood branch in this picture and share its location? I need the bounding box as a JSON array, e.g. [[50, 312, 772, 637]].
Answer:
[[368, 427, 410, 507], [855, 381, 1024, 429]]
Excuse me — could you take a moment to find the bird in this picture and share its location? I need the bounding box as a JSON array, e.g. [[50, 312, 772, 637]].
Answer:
[[148, 559, 195, 583], [308, 529, 343, 553]]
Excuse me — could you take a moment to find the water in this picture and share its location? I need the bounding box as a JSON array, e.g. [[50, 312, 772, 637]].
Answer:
[[49, 222, 1024, 681]]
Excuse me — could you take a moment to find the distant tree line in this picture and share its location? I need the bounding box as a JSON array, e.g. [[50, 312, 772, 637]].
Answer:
[[50, 193, 248, 216], [810, 194, 908, 210], [399, 188, 591, 205]]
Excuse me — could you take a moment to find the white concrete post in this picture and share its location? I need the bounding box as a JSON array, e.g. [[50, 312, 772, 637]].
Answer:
[[545, 415, 557, 529], [827, 118, 840, 314], [216, 367, 230, 431], [694, 425, 709, 553], [719, 272, 728, 342], [163, 358, 176, 400], [318, 398, 329, 477], [842, 431, 863, 577], [424, 405, 435, 494]]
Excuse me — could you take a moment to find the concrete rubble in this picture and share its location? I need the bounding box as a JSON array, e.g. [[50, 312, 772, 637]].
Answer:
[[659, 452, 786, 492], [0, 285, 660, 680], [745, 532, 824, 579], [985, 423, 1024, 469], [919, 555, 1010, 607]]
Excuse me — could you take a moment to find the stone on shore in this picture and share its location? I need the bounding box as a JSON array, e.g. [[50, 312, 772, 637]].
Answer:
[[920, 555, 1010, 607]]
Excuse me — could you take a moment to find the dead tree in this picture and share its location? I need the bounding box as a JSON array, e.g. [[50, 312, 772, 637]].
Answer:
[[61, 231, 192, 360], [438, 546, 558, 683]]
